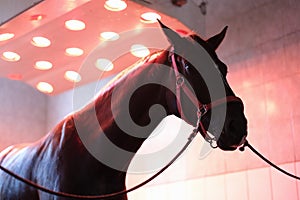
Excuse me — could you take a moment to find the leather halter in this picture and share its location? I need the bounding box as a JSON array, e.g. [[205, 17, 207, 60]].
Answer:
[[170, 53, 243, 147]]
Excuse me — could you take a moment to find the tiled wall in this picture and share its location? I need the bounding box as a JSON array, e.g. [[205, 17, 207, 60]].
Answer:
[[127, 1, 300, 199], [128, 162, 300, 200], [0, 78, 47, 151]]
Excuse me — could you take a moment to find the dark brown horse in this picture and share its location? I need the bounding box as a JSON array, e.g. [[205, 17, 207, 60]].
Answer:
[[0, 21, 247, 199]]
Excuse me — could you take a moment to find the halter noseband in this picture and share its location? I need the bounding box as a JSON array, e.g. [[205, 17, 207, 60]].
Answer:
[[170, 53, 242, 148]]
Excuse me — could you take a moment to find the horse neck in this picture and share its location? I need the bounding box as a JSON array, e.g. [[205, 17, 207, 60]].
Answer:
[[73, 50, 178, 172]]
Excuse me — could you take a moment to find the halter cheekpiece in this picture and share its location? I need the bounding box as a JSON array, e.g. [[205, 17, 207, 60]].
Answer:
[[169, 50, 243, 148]]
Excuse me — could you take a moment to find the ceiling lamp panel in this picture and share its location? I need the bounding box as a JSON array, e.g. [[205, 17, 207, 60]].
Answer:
[[0, 33, 15, 41], [65, 47, 84, 57], [140, 12, 161, 23], [1, 51, 21, 62], [34, 61, 53, 70], [130, 44, 150, 58], [104, 0, 127, 11], [65, 20, 86, 31], [31, 36, 51, 47], [36, 82, 54, 94], [64, 71, 82, 83], [100, 32, 120, 41], [95, 58, 114, 71]]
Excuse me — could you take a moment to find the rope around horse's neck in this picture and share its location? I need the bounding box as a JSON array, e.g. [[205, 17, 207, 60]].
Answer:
[[239, 140, 300, 180], [0, 130, 198, 199]]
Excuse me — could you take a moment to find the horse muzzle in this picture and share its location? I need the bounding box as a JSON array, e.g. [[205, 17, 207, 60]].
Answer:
[[217, 134, 248, 151]]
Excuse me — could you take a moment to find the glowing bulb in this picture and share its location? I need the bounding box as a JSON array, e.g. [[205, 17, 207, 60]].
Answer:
[[36, 82, 53, 94], [31, 36, 51, 47], [65, 20, 86, 31], [34, 61, 53, 70], [0, 33, 14, 41], [95, 58, 114, 71], [130, 44, 150, 58], [100, 32, 120, 41], [140, 12, 161, 23], [64, 71, 82, 83], [104, 0, 127, 11], [65, 47, 84, 56], [2, 51, 20, 62]]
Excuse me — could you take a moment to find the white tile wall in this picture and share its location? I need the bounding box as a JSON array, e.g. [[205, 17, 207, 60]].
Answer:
[[225, 171, 248, 200], [296, 162, 300, 200], [128, 162, 300, 200], [0, 78, 47, 150], [247, 167, 272, 200], [270, 163, 298, 200]]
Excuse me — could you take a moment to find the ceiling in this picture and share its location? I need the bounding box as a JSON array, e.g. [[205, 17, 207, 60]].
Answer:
[[0, 0, 192, 95]]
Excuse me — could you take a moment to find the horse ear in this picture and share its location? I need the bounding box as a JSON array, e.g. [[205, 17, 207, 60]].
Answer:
[[206, 26, 228, 50], [157, 19, 183, 45]]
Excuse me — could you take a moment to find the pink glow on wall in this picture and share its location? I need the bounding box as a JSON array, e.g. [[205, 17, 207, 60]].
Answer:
[[128, 13, 300, 199]]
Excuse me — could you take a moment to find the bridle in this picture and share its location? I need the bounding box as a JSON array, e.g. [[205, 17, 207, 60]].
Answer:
[[170, 52, 243, 148], [171, 52, 300, 181], [171, 51, 300, 181]]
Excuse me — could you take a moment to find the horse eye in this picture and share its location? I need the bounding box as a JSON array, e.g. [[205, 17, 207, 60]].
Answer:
[[184, 63, 192, 75], [180, 59, 190, 73]]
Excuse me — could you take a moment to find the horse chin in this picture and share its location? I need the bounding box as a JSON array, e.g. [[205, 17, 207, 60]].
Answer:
[[217, 141, 238, 151], [216, 135, 239, 151], [204, 129, 237, 151], [217, 133, 247, 151]]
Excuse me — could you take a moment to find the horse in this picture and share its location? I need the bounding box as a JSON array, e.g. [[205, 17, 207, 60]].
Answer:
[[0, 21, 248, 199]]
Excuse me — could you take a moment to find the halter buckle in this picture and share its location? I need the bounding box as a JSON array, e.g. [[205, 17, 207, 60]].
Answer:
[[198, 104, 208, 117]]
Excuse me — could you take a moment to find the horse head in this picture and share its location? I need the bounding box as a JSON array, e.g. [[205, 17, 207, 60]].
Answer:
[[159, 21, 247, 151]]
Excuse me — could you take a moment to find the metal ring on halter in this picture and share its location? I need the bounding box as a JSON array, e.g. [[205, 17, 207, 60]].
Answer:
[[176, 76, 184, 87], [208, 138, 218, 149], [196, 108, 218, 149], [198, 104, 208, 116]]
